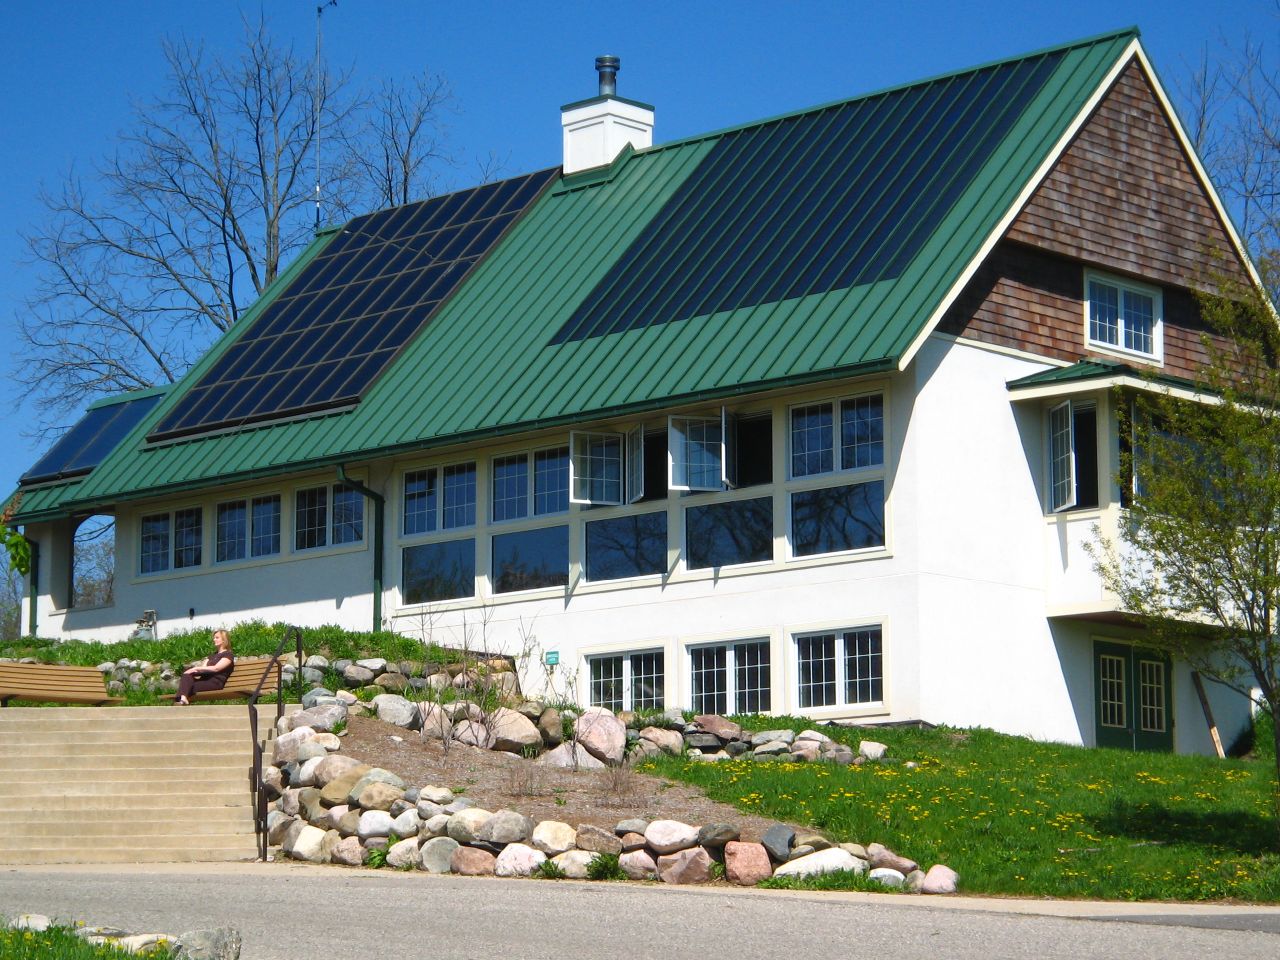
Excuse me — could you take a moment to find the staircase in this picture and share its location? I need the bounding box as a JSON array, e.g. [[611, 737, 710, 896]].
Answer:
[[0, 705, 276, 864]]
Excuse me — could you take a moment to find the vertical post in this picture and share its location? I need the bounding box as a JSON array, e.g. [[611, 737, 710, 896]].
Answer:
[[25, 538, 39, 636]]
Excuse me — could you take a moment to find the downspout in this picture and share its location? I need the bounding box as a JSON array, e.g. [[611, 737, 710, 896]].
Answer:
[[25, 537, 39, 637], [336, 466, 384, 633]]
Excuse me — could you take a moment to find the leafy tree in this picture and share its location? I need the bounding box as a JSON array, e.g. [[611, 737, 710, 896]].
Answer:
[[1092, 262, 1280, 812], [18, 14, 455, 428]]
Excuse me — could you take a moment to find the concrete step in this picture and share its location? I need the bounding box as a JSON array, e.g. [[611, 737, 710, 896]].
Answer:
[[0, 741, 256, 759], [0, 776, 248, 796], [1, 815, 255, 837], [3, 727, 259, 745], [0, 840, 259, 864]]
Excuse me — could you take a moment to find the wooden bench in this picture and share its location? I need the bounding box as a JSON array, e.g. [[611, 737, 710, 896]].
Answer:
[[158, 657, 282, 703], [0, 662, 123, 706]]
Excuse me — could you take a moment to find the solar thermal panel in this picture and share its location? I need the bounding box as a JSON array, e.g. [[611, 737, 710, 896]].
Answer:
[[21, 392, 165, 485], [551, 50, 1063, 344], [148, 168, 556, 441]]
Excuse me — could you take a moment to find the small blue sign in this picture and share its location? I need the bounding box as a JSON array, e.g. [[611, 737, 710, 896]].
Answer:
[[543, 650, 560, 666]]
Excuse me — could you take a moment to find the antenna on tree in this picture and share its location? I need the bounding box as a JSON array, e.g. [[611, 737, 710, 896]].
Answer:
[[314, 0, 338, 232]]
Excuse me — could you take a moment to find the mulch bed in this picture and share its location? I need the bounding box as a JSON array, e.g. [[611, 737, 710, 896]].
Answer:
[[339, 715, 795, 841]]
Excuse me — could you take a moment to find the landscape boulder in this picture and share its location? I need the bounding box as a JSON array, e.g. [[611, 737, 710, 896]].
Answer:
[[372, 695, 421, 730], [446, 808, 494, 843], [693, 714, 742, 742], [537, 742, 606, 770], [451, 846, 496, 876], [478, 809, 533, 845], [638, 727, 684, 755], [619, 849, 658, 880], [644, 820, 700, 855], [657, 847, 713, 884], [867, 842, 918, 874], [761, 823, 796, 862], [494, 843, 546, 877], [921, 864, 959, 894], [531, 820, 577, 856], [575, 706, 627, 764], [419, 836, 460, 873], [774, 848, 867, 879], [550, 850, 597, 879], [488, 708, 542, 753], [575, 823, 623, 855], [869, 867, 906, 888], [724, 841, 773, 886]]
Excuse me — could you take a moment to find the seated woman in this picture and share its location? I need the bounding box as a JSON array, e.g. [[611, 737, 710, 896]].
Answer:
[[176, 629, 236, 705]]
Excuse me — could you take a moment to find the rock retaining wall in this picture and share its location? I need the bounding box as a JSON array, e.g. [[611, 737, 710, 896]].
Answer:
[[265, 702, 959, 895]]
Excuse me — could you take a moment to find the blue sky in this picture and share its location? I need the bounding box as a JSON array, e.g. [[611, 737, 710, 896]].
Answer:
[[2, 0, 1276, 494]]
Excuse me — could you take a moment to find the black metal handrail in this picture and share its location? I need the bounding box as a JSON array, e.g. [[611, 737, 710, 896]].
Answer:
[[247, 625, 302, 861]]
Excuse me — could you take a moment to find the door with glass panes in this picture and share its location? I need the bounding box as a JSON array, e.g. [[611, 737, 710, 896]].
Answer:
[[1093, 640, 1173, 752]]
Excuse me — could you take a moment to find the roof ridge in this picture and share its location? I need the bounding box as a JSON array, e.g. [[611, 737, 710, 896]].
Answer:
[[632, 26, 1140, 157]]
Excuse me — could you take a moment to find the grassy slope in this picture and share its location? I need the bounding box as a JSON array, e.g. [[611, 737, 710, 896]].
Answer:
[[0, 924, 170, 958], [642, 719, 1280, 902]]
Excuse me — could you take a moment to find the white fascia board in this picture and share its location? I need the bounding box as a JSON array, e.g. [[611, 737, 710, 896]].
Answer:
[[896, 39, 1146, 374], [1008, 373, 1216, 405]]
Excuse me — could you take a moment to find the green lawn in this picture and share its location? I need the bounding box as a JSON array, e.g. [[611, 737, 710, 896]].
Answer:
[[641, 718, 1280, 902], [0, 925, 170, 959]]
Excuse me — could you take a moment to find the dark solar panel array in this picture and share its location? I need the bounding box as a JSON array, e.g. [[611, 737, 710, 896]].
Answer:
[[149, 168, 557, 441], [552, 51, 1063, 344], [22, 392, 165, 484]]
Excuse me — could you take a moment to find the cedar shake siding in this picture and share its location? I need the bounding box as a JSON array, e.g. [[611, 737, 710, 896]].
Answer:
[[1007, 58, 1248, 291], [939, 240, 1214, 380]]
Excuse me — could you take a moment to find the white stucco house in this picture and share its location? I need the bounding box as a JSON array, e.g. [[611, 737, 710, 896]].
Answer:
[[8, 30, 1261, 753]]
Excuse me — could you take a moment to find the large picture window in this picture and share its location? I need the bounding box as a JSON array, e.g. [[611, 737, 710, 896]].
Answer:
[[404, 462, 476, 534], [492, 525, 569, 593], [585, 512, 667, 582], [690, 639, 771, 715], [139, 508, 203, 574], [1087, 274, 1161, 359], [403, 538, 475, 604], [686, 496, 773, 570], [795, 626, 883, 709], [791, 480, 884, 556], [296, 484, 365, 550]]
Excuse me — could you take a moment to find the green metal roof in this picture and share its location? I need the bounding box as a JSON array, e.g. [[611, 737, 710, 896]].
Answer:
[[1007, 358, 1204, 394], [16, 28, 1140, 520]]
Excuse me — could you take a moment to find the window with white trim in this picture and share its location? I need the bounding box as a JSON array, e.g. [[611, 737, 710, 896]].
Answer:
[[295, 484, 365, 550], [403, 462, 476, 534], [786, 391, 886, 557], [1086, 273, 1162, 360], [795, 626, 883, 708], [588, 650, 665, 711], [216, 495, 283, 562], [690, 638, 771, 715], [139, 508, 203, 574], [491, 446, 570, 522], [1047, 399, 1099, 512], [570, 432, 624, 505]]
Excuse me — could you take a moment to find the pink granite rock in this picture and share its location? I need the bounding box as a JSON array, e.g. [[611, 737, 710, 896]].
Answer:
[[867, 842, 918, 874], [638, 726, 684, 755], [657, 847, 713, 884], [450, 846, 497, 876], [724, 841, 773, 886], [329, 836, 365, 866], [921, 863, 959, 894], [694, 714, 743, 742], [619, 849, 658, 880], [574, 706, 626, 764]]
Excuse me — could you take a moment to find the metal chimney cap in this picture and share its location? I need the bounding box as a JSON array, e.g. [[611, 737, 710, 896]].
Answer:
[[595, 55, 620, 97]]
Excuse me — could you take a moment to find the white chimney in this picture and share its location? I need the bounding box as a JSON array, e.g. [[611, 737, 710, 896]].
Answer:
[[561, 56, 654, 175]]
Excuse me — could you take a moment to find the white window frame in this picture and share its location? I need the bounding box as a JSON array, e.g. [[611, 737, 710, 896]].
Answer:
[[138, 505, 204, 576], [786, 390, 885, 482], [668, 407, 738, 492], [1048, 399, 1076, 513], [586, 648, 665, 711], [793, 625, 885, 710], [491, 444, 571, 523], [569, 431, 625, 506], [402, 459, 478, 537], [688, 638, 771, 715], [214, 498, 250, 564], [1084, 270, 1164, 363]]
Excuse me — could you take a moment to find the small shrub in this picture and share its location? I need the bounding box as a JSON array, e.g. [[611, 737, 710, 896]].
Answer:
[[759, 869, 893, 893], [709, 861, 726, 881], [586, 852, 626, 881], [365, 832, 399, 869], [535, 858, 567, 880]]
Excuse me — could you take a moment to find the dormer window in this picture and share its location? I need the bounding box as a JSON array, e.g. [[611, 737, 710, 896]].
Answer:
[[1085, 271, 1162, 361]]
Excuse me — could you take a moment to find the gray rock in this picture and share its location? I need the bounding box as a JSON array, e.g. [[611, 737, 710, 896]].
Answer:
[[261, 765, 284, 799], [419, 836, 460, 873], [516, 700, 545, 721], [615, 818, 649, 836], [300, 687, 336, 710], [296, 740, 328, 763], [682, 732, 722, 750], [443, 798, 475, 814], [342, 664, 375, 686], [416, 799, 446, 820], [173, 927, 242, 960], [488, 708, 542, 753], [272, 726, 316, 765], [869, 867, 906, 888], [451, 719, 490, 747], [389, 798, 414, 818], [391, 809, 422, 837], [479, 809, 533, 844], [372, 694, 421, 730], [304, 655, 330, 670], [294, 757, 324, 789], [906, 869, 926, 892], [575, 823, 623, 854], [420, 813, 451, 839], [696, 822, 740, 848], [538, 707, 564, 747], [795, 832, 831, 852], [761, 823, 795, 862], [374, 672, 409, 693], [789, 844, 815, 860], [355, 657, 388, 674], [289, 824, 334, 863], [867, 842, 918, 874], [353, 781, 405, 812], [796, 728, 832, 745], [420, 785, 454, 805], [266, 811, 296, 845], [446, 807, 494, 843], [301, 667, 326, 686]]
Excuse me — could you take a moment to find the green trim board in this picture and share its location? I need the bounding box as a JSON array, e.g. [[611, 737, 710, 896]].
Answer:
[[13, 29, 1150, 522]]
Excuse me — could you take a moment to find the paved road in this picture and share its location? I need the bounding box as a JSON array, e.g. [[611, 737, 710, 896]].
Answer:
[[2, 863, 1278, 960]]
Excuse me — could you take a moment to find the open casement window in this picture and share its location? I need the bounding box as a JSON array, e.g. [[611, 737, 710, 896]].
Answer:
[[626, 425, 645, 504], [569, 431, 624, 505], [669, 408, 736, 492], [1048, 399, 1099, 513]]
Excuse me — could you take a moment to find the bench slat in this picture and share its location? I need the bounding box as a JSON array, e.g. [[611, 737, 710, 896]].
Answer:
[[0, 662, 122, 705]]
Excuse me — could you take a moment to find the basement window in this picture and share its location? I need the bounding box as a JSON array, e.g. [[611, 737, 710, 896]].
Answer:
[[689, 638, 771, 715], [795, 626, 883, 709], [588, 650, 665, 711]]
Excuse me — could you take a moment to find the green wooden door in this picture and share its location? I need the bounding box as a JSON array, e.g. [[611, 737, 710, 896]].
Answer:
[[1094, 640, 1173, 752]]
